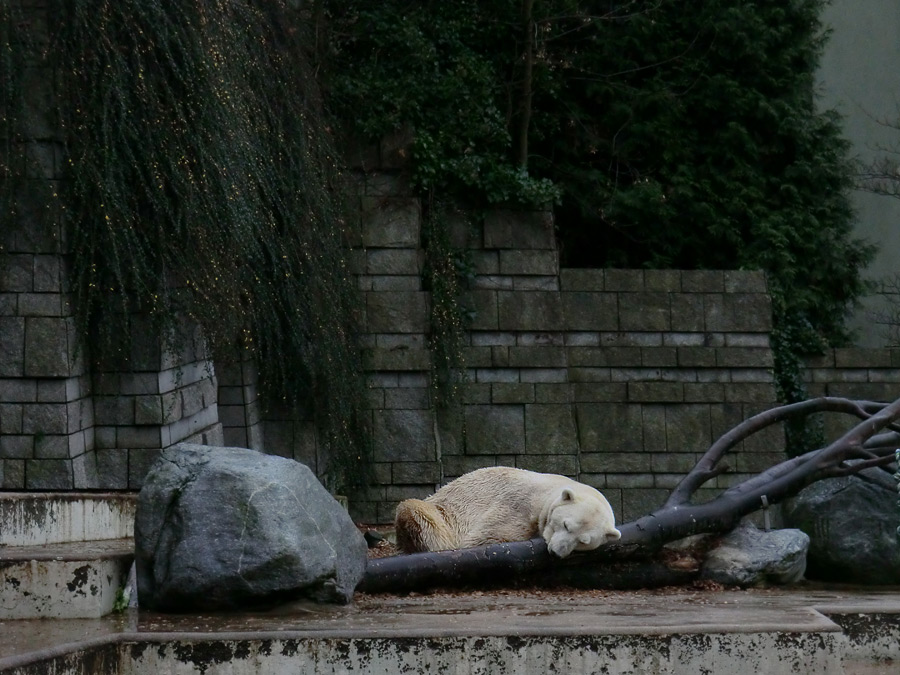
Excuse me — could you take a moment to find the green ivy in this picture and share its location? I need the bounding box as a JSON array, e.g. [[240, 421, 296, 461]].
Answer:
[[770, 302, 826, 456], [527, 1, 872, 347], [0, 2, 30, 264], [322, 0, 559, 208], [421, 201, 475, 407]]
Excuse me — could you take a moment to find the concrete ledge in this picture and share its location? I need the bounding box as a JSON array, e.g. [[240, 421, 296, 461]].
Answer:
[[125, 632, 844, 674], [0, 493, 136, 546], [0, 588, 898, 674]]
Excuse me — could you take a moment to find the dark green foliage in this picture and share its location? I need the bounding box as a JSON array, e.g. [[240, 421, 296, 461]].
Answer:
[[322, 0, 558, 206], [0, 2, 31, 260], [533, 0, 872, 351], [324, 1, 871, 341], [0, 6, 15, 261], [4, 0, 371, 491], [322, 0, 873, 443]]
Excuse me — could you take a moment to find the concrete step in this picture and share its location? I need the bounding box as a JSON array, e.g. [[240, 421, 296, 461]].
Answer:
[[0, 492, 137, 547], [0, 538, 134, 619]]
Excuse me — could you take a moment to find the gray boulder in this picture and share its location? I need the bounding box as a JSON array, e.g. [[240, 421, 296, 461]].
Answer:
[[783, 471, 900, 585], [701, 523, 809, 587], [135, 443, 366, 611]]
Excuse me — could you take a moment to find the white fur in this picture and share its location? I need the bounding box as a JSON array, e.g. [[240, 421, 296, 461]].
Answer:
[[394, 467, 621, 557]]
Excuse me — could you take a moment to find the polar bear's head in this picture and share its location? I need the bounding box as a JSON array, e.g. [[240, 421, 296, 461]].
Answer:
[[542, 487, 621, 558]]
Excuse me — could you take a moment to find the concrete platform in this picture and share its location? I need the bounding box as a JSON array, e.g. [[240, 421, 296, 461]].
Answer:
[[0, 539, 134, 619], [0, 585, 898, 674]]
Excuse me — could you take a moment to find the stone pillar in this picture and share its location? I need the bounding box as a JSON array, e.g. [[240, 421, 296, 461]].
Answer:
[[1, 4, 224, 491], [1, 1, 94, 489], [91, 319, 224, 489]]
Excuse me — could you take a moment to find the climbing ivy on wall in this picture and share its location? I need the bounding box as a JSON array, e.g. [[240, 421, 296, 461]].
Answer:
[[421, 201, 475, 408], [321, 0, 559, 207], [3, 0, 371, 492], [321, 0, 874, 452], [320, 0, 561, 404]]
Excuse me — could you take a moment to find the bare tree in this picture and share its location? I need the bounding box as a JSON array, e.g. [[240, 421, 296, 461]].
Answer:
[[858, 109, 900, 199], [360, 396, 900, 594]]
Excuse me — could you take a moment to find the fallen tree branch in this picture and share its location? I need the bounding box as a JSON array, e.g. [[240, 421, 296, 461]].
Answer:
[[359, 396, 900, 594], [664, 397, 886, 507]]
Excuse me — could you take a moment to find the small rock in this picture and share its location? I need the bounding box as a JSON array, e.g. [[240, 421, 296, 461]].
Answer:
[[364, 530, 385, 548], [701, 523, 809, 587]]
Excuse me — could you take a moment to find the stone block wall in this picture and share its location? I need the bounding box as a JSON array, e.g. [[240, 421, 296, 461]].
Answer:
[[803, 348, 900, 441], [273, 171, 782, 523], [0, 2, 91, 489], [218, 355, 264, 453], [249, 171, 900, 523], [90, 320, 224, 489]]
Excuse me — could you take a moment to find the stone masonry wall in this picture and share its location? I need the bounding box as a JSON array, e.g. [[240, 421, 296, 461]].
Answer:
[[1, 2, 90, 490], [89, 320, 224, 489], [0, 2, 222, 491], [224, 169, 900, 523], [803, 348, 900, 442], [328, 171, 786, 522]]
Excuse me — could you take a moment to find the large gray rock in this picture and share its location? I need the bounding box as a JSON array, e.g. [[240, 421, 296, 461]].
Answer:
[[701, 523, 809, 587], [135, 444, 366, 611], [783, 472, 900, 585]]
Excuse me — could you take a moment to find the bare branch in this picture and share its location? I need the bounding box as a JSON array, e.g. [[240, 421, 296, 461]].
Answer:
[[864, 430, 900, 449], [823, 454, 897, 477], [665, 397, 881, 506]]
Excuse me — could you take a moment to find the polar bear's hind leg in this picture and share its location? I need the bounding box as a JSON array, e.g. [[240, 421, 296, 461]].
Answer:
[[395, 499, 457, 553]]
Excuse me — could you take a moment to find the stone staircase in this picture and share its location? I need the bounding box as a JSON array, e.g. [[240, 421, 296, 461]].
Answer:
[[0, 492, 136, 619]]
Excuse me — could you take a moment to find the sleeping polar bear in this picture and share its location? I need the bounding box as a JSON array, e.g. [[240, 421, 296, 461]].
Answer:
[[394, 467, 621, 558]]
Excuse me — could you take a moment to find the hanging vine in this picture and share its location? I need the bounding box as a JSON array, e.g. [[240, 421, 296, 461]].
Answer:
[[5, 0, 371, 492], [0, 2, 29, 265], [421, 200, 475, 407]]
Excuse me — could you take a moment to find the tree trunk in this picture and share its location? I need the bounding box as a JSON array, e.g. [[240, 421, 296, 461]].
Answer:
[[512, 0, 535, 168], [359, 396, 900, 594]]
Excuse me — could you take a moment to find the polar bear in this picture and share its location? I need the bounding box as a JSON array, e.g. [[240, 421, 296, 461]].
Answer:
[[394, 467, 621, 558]]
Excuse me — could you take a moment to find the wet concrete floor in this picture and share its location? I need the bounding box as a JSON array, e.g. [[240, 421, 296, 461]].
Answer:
[[1, 584, 899, 668]]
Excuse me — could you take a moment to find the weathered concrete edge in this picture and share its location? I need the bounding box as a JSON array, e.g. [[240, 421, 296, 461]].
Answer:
[[0, 612, 846, 674], [0, 539, 134, 562], [0, 635, 123, 673], [0, 493, 137, 501], [814, 604, 900, 616], [126, 619, 845, 642]]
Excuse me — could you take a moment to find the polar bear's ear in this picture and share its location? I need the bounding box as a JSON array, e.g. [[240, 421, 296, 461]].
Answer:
[[560, 488, 574, 502]]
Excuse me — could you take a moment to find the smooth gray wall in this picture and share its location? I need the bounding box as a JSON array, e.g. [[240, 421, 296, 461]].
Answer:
[[818, 0, 900, 346]]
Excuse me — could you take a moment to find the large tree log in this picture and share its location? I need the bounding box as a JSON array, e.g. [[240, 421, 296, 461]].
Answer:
[[359, 396, 900, 594]]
